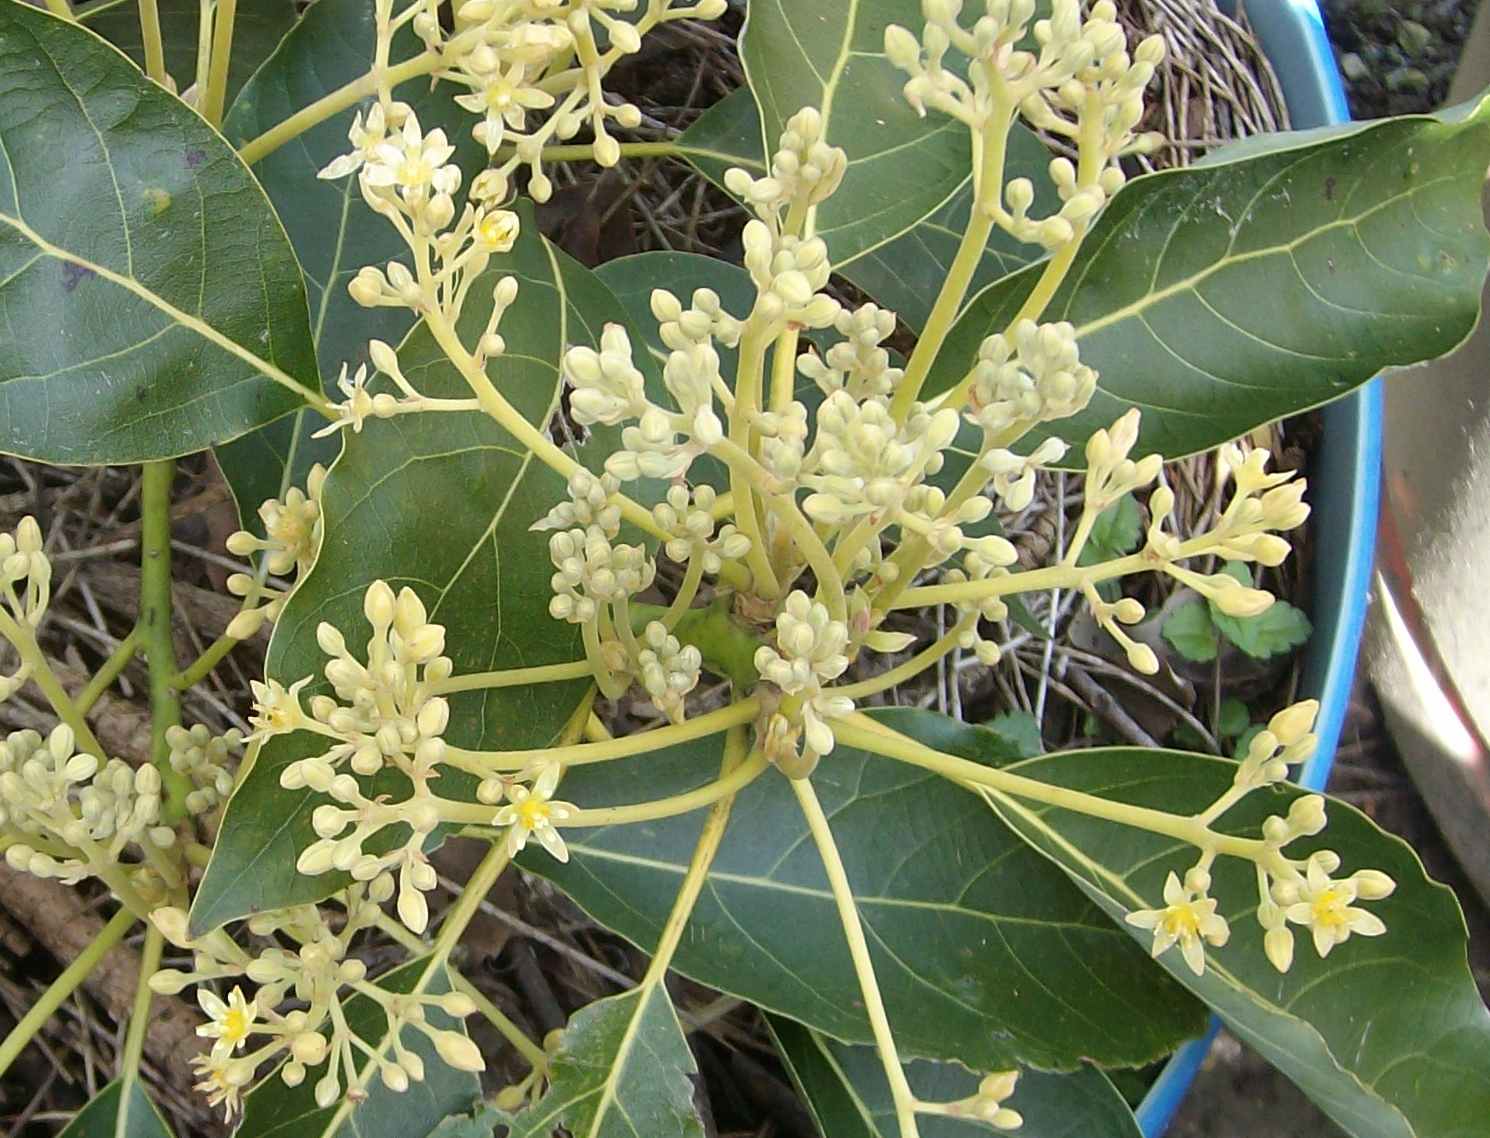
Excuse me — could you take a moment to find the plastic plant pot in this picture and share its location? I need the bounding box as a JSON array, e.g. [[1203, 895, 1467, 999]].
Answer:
[[1134, 2, 1382, 1134]]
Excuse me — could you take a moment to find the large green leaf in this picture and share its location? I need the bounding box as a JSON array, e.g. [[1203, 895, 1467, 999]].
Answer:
[[510, 983, 704, 1138], [968, 745, 1490, 1138], [676, 87, 1048, 333], [923, 96, 1490, 461], [189, 208, 630, 934], [738, 0, 969, 264], [59, 1079, 173, 1138], [237, 957, 481, 1138], [528, 708, 1205, 1073], [215, 0, 486, 523], [0, 0, 319, 464], [769, 1015, 1142, 1138], [78, 0, 297, 102]]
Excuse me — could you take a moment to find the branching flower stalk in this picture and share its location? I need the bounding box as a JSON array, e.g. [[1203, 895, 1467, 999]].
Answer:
[[0, 2, 1412, 1133]]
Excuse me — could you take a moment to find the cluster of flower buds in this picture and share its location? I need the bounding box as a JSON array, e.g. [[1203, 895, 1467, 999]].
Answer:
[[1126, 700, 1395, 976], [0, 517, 50, 701], [397, 0, 726, 201], [966, 320, 1097, 439], [652, 485, 751, 577], [798, 303, 904, 400], [0, 725, 174, 892], [150, 886, 481, 1120], [755, 592, 855, 778], [166, 724, 243, 815], [224, 466, 327, 640], [249, 580, 456, 933], [885, 0, 1164, 248]]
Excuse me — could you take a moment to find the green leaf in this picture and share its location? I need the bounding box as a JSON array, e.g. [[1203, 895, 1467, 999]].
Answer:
[[1232, 724, 1265, 761], [527, 708, 1205, 1073], [982, 710, 1042, 760], [738, 0, 970, 266], [510, 983, 704, 1138], [237, 957, 481, 1138], [78, 0, 297, 103], [190, 207, 629, 933], [1217, 697, 1251, 740], [923, 97, 1490, 461], [769, 1015, 1142, 1138], [1208, 564, 1312, 660], [1161, 600, 1220, 663], [1085, 495, 1143, 560], [59, 1079, 173, 1138], [983, 747, 1490, 1138], [0, 0, 319, 464], [429, 1106, 515, 1138], [215, 0, 485, 524]]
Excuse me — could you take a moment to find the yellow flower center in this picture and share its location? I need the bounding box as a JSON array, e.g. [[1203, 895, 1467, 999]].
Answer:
[[479, 215, 517, 248], [1311, 889, 1347, 928], [517, 798, 551, 828], [222, 1008, 248, 1043], [398, 157, 433, 187], [1161, 904, 1201, 939]]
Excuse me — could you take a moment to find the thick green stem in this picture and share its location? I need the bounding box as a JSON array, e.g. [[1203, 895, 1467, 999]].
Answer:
[[0, 907, 136, 1078], [137, 0, 165, 81], [199, 0, 237, 125], [43, 0, 73, 19], [140, 461, 189, 821], [836, 714, 1264, 861]]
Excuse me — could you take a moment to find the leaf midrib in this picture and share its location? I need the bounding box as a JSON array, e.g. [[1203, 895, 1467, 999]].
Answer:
[[0, 211, 317, 405]]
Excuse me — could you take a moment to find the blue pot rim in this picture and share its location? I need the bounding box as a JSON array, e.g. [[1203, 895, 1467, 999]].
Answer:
[[1135, 2, 1383, 1134]]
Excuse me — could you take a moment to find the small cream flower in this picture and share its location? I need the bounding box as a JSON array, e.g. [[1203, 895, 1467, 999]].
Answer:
[[494, 781, 574, 863], [1284, 858, 1390, 959], [190, 1053, 252, 1121], [197, 986, 258, 1056], [1125, 871, 1230, 975]]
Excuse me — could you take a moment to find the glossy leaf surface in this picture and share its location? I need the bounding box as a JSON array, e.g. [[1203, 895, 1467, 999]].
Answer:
[[0, 1, 318, 463], [528, 708, 1206, 1072], [511, 983, 704, 1138], [977, 746, 1490, 1138]]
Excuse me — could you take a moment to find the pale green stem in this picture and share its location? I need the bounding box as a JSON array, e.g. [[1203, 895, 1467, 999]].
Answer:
[[792, 777, 921, 1138], [522, 139, 683, 163], [726, 328, 781, 596], [635, 726, 747, 988], [834, 613, 978, 700], [431, 660, 592, 695], [835, 714, 1265, 861], [171, 626, 243, 691], [199, 0, 237, 125], [661, 556, 706, 629], [443, 698, 758, 772], [137, 0, 165, 81], [140, 461, 190, 822], [441, 748, 768, 829], [236, 50, 446, 166], [43, 0, 73, 19], [0, 907, 136, 1079], [890, 551, 1152, 610], [76, 627, 140, 715], [118, 926, 164, 1103], [888, 107, 1013, 423]]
